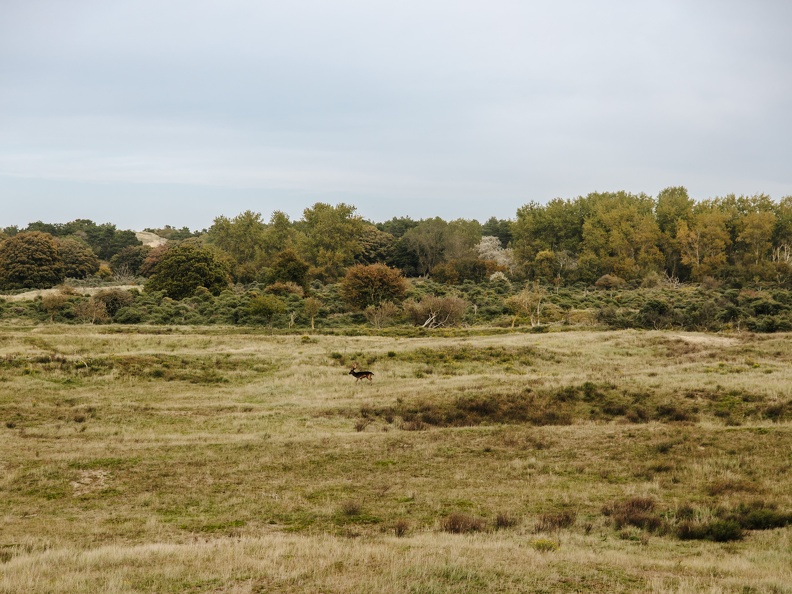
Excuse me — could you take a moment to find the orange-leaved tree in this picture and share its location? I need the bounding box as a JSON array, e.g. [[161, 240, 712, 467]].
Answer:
[[339, 263, 408, 310]]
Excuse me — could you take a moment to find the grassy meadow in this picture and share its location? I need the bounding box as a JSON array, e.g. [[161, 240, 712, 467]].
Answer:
[[0, 325, 791, 593]]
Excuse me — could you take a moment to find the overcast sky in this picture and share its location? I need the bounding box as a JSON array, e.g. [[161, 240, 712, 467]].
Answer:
[[1, 0, 791, 231]]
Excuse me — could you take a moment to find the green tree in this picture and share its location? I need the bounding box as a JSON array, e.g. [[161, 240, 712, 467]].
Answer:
[[207, 210, 267, 282], [56, 237, 100, 279], [655, 186, 694, 279], [444, 219, 482, 260], [1, 225, 19, 239], [269, 249, 310, 288], [656, 186, 694, 238], [24, 221, 61, 235], [98, 227, 143, 260], [261, 210, 297, 258], [431, 258, 488, 285], [298, 203, 366, 281], [52, 220, 141, 260], [676, 207, 731, 280], [481, 217, 513, 248], [376, 216, 419, 238], [356, 225, 396, 265], [512, 198, 585, 275], [339, 264, 408, 310], [738, 211, 776, 270], [402, 218, 448, 275], [145, 243, 231, 299], [302, 297, 322, 330], [772, 196, 792, 282], [579, 191, 663, 281], [247, 293, 285, 327], [532, 250, 557, 282], [387, 236, 422, 277], [0, 231, 65, 290], [208, 210, 266, 263], [110, 245, 153, 277], [713, 193, 775, 250]]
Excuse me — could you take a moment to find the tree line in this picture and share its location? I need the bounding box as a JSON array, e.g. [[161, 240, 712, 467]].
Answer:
[[2, 188, 792, 332], [2, 187, 791, 292]]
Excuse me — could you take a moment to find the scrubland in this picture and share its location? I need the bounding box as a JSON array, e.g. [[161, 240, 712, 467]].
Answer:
[[0, 325, 790, 593]]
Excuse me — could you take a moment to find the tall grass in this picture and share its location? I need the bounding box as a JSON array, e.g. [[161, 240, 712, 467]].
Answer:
[[0, 326, 790, 592]]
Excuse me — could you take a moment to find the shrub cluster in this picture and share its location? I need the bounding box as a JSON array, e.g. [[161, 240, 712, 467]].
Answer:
[[596, 287, 792, 332], [5, 275, 792, 334], [352, 379, 789, 430], [602, 497, 792, 542]]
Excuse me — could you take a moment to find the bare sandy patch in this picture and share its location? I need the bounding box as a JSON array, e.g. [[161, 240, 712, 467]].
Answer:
[[2, 285, 142, 302], [71, 470, 111, 497], [670, 333, 739, 347], [135, 231, 167, 248]]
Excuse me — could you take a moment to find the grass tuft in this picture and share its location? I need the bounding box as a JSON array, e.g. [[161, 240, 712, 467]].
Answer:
[[339, 500, 363, 517], [602, 498, 663, 532], [676, 519, 744, 542], [392, 519, 410, 537], [723, 500, 792, 530], [535, 511, 576, 532], [530, 538, 559, 552], [441, 512, 487, 534], [494, 512, 519, 530]]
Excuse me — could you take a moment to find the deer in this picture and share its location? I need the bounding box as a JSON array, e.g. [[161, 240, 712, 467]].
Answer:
[[348, 363, 374, 382]]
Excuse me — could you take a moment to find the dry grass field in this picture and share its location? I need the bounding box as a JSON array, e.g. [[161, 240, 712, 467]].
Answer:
[[0, 325, 790, 593]]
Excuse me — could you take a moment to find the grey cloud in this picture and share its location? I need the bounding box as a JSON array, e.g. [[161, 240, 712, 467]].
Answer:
[[1, 0, 790, 229]]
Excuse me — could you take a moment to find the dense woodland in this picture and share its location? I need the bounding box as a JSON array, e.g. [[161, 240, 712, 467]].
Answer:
[[2, 187, 792, 332]]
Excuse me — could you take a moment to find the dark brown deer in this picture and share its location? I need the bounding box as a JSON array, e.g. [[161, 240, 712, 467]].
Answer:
[[349, 364, 374, 382]]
